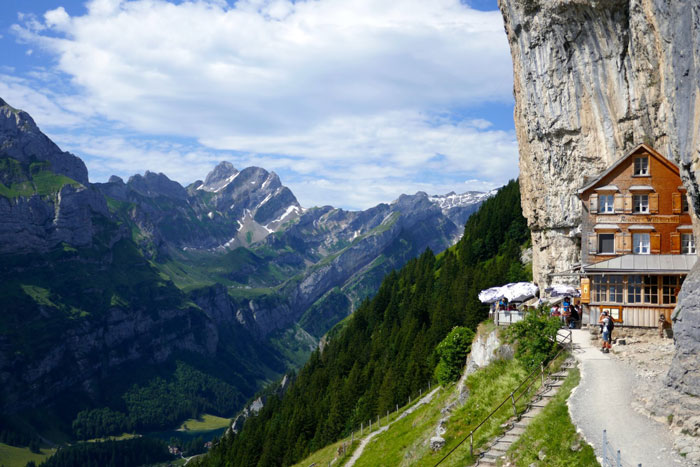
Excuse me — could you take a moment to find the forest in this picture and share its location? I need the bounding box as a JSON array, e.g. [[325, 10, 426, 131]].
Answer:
[[71, 361, 243, 439], [196, 179, 530, 466], [34, 438, 171, 467]]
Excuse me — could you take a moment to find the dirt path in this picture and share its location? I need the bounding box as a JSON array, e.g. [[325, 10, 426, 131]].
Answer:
[[344, 387, 441, 467], [567, 329, 691, 467]]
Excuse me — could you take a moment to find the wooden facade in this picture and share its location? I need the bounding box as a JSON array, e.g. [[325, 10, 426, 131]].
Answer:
[[577, 144, 696, 327]]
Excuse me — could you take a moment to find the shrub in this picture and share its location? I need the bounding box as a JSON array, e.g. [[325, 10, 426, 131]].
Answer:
[[504, 306, 560, 370], [434, 326, 475, 385]]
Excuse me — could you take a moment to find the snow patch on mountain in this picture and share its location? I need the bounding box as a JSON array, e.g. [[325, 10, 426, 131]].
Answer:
[[428, 190, 496, 211]]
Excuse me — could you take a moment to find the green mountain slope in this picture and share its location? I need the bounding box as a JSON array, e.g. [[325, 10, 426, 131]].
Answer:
[[197, 180, 529, 466], [0, 193, 287, 441]]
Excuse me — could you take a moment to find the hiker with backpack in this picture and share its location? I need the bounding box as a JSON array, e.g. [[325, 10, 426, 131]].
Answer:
[[598, 310, 614, 353]]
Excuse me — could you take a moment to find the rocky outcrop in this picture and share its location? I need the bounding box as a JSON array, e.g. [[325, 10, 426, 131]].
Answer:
[[498, 0, 700, 397], [0, 183, 110, 254], [0, 98, 88, 185], [669, 266, 700, 395]]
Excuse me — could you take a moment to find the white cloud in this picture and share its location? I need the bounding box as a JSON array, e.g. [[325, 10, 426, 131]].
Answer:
[[7, 0, 517, 209], [0, 74, 86, 127]]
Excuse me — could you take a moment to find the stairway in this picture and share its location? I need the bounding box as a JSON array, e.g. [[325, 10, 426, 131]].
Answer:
[[476, 358, 575, 466]]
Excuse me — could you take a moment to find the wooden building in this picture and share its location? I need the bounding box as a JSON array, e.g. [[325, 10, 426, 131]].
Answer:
[[577, 144, 696, 327]]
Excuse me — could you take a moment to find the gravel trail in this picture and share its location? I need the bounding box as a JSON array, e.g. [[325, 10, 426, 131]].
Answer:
[[567, 329, 691, 467], [345, 387, 440, 467]]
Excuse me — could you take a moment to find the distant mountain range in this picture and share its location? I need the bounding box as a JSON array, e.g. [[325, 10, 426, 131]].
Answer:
[[0, 96, 493, 440]]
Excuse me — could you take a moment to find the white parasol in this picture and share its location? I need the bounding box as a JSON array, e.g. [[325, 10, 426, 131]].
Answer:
[[502, 282, 539, 302], [544, 284, 581, 298], [478, 286, 505, 304]]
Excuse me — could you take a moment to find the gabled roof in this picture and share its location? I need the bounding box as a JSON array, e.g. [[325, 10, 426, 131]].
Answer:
[[583, 254, 696, 274], [577, 144, 679, 196]]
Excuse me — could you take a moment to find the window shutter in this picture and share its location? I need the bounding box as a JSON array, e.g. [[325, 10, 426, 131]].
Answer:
[[580, 278, 590, 304], [588, 233, 597, 255], [589, 194, 598, 213], [672, 192, 682, 214], [650, 232, 661, 254], [622, 232, 632, 253], [623, 194, 633, 213], [615, 233, 623, 253], [671, 232, 681, 254], [649, 193, 659, 213], [614, 193, 624, 212]]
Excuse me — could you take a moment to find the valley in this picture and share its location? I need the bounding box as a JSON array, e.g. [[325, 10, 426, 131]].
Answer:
[[0, 97, 492, 458]]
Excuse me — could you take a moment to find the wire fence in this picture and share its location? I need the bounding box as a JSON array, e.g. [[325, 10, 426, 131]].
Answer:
[[344, 380, 438, 440], [601, 429, 641, 467]]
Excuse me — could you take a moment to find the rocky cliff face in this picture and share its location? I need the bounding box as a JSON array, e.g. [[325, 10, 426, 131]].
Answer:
[[499, 0, 700, 397]]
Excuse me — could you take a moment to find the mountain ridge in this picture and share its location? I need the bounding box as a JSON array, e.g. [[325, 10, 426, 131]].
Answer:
[[0, 96, 493, 443]]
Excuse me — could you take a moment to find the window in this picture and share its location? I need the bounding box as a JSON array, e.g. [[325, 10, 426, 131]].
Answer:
[[598, 233, 615, 254], [592, 276, 624, 304], [628, 275, 642, 303], [682, 194, 689, 213], [593, 276, 607, 302], [627, 275, 658, 304], [633, 194, 649, 213], [644, 275, 658, 304], [682, 233, 696, 254], [599, 194, 614, 213], [633, 233, 650, 254], [662, 276, 684, 304], [608, 276, 623, 302], [634, 157, 649, 175]]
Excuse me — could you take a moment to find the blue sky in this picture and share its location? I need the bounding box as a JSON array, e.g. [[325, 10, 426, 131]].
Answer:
[[0, 0, 516, 210]]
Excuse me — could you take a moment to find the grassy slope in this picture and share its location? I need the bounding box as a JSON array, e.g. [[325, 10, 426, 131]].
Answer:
[[354, 358, 535, 466], [0, 442, 56, 467], [0, 158, 82, 198], [291, 356, 537, 467], [296, 353, 593, 467], [178, 415, 231, 432], [505, 367, 598, 466]]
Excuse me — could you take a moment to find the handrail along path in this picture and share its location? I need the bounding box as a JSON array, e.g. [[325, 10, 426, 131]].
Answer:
[[433, 329, 573, 466]]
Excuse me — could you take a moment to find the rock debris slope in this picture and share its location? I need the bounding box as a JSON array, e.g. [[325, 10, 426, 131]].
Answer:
[[498, 0, 700, 398]]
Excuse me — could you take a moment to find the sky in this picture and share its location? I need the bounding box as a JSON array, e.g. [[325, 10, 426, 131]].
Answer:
[[0, 0, 517, 210]]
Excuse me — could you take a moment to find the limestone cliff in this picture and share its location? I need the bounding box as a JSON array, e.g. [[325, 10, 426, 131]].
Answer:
[[498, 0, 700, 396]]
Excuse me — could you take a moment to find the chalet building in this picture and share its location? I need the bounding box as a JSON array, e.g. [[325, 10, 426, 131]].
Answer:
[[577, 144, 697, 327]]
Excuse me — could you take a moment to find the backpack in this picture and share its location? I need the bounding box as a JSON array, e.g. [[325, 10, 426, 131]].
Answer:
[[602, 316, 614, 333]]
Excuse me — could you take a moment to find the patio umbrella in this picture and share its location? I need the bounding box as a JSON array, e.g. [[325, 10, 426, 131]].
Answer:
[[502, 282, 539, 302], [544, 284, 581, 298], [478, 286, 504, 304]]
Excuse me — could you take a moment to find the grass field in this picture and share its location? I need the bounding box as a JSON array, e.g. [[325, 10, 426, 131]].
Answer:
[[178, 414, 231, 432], [0, 442, 56, 467], [86, 433, 140, 443]]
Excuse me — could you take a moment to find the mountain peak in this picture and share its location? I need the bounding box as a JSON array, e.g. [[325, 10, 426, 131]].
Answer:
[[0, 97, 89, 185], [201, 161, 239, 192], [127, 171, 187, 200]]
